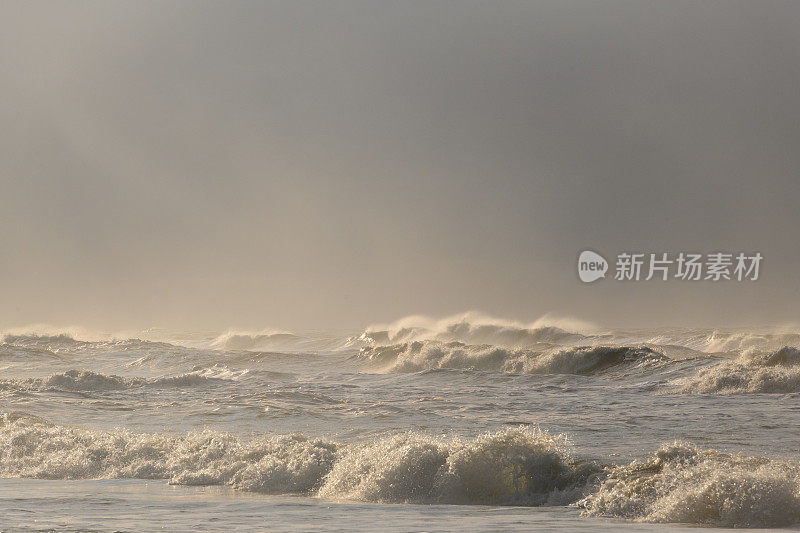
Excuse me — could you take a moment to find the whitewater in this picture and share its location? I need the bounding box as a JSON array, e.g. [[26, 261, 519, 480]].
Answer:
[[2, 313, 800, 531]]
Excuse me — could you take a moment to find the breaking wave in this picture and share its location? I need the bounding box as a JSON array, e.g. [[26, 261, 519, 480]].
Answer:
[[1, 367, 244, 392], [580, 441, 800, 528], [697, 331, 800, 354], [359, 341, 667, 376], [2, 414, 799, 527], [211, 330, 303, 351], [210, 329, 362, 353], [0, 415, 596, 505], [1, 332, 182, 355], [674, 346, 800, 394], [318, 428, 598, 505], [358, 312, 591, 347]]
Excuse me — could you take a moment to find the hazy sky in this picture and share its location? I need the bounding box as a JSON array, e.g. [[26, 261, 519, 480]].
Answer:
[[2, 1, 799, 332]]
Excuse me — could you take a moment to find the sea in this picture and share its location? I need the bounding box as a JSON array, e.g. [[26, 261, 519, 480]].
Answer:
[[1, 313, 799, 531]]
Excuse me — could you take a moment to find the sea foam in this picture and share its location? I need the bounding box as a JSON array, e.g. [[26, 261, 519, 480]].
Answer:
[[359, 341, 666, 375], [358, 312, 591, 347], [580, 441, 800, 528], [0, 415, 595, 504], [674, 346, 800, 394], [2, 414, 799, 527]]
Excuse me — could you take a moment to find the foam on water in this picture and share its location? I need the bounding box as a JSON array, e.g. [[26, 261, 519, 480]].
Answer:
[[0, 415, 593, 504], [2, 413, 799, 527], [5, 316, 800, 529], [699, 331, 800, 353], [359, 312, 593, 348], [580, 442, 800, 528], [674, 346, 800, 394], [319, 428, 599, 505], [1, 333, 183, 356], [0, 367, 244, 392], [359, 341, 667, 376], [211, 330, 302, 350]]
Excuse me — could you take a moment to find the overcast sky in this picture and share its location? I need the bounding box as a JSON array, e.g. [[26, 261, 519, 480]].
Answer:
[[1, 1, 799, 332]]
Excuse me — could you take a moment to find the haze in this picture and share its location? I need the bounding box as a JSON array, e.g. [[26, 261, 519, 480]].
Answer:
[[2, 1, 799, 333]]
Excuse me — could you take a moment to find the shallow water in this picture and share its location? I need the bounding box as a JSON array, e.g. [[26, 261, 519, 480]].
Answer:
[[1, 317, 800, 530], [2, 478, 773, 533]]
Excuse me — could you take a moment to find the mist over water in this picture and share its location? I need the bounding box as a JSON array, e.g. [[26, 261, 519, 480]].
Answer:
[[2, 1, 800, 332]]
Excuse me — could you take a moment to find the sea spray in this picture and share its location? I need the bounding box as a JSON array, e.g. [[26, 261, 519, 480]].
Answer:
[[579, 441, 800, 528], [673, 346, 800, 393], [359, 342, 667, 376]]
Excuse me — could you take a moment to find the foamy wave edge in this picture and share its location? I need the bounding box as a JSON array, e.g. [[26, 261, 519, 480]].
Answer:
[[359, 342, 667, 375], [579, 441, 800, 528], [0, 367, 245, 392], [1, 414, 799, 527], [673, 346, 800, 394], [359, 312, 593, 347]]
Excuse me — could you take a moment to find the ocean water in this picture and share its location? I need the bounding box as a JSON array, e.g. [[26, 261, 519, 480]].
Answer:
[[1, 314, 800, 531]]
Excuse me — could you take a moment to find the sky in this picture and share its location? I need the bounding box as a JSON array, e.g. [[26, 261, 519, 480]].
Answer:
[[1, 1, 799, 332]]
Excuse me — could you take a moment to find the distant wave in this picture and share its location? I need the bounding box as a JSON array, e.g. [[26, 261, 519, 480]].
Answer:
[[359, 341, 667, 376], [0, 326, 356, 356], [674, 346, 800, 394], [5, 317, 800, 357], [1, 367, 244, 393], [1, 414, 798, 527], [580, 441, 800, 528], [210, 329, 362, 353], [358, 312, 591, 347], [211, 330, 302, 351], [699, 331, 800, 353], [640, 330, 800, 354], [1, 332, 183, 354]]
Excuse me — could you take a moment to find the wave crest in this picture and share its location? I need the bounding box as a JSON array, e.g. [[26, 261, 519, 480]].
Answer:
[[319, 427, 598, 505], [0, 416, 596, 504], [3, 414, 799, 526], [359, 312, 590, 347], [1, 333, 182, 356], [2, 367, 243, 392], [700, 331, 800, 353], [359, 342, 666, 375], [674, 346, 800, 394], [580, 442, 800, 528], [211, 331, 301, 351]]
